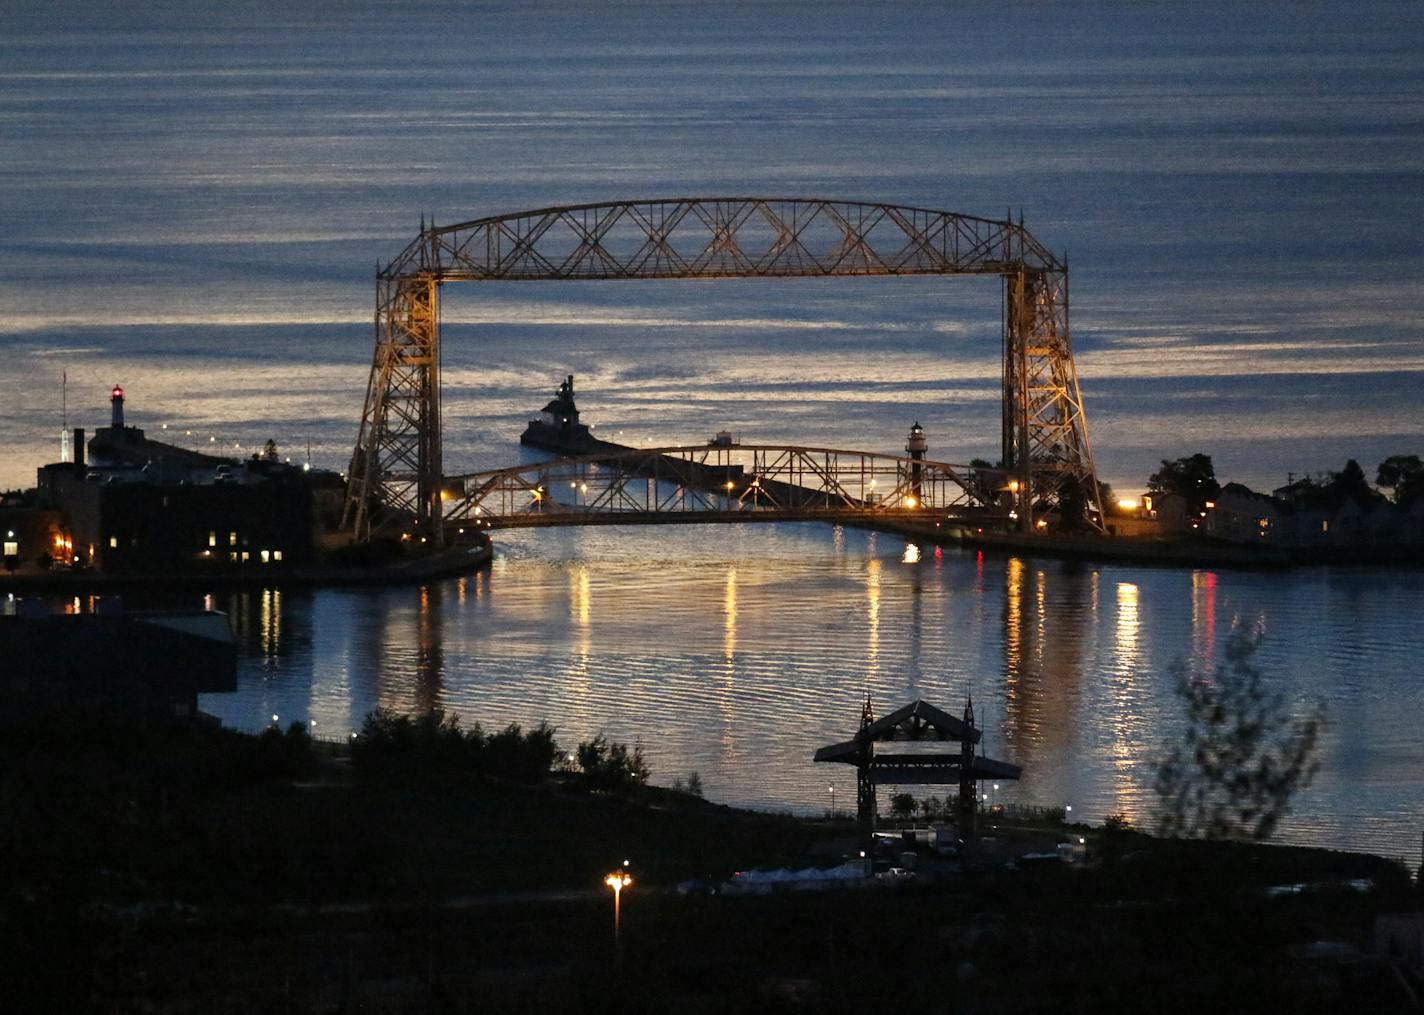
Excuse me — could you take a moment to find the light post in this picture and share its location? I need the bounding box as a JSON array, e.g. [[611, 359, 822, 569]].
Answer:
[[828, 785, 835, 818], [604, 860, 633, 972]]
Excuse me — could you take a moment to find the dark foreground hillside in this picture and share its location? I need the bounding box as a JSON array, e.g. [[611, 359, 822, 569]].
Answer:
[[2, 713, 1418, 1013]]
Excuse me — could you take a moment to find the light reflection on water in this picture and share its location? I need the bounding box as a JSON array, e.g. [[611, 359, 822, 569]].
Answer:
[[7, 0, 1421, 862], [199, 523, 1424, 860]]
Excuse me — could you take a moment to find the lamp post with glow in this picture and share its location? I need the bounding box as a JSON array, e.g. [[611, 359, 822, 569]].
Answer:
[[828, 785, 835, 819], [604, 860, 633, 972]]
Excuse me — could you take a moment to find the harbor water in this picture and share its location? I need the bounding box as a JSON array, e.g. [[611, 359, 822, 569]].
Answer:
[[2, 1, 1421, 858], [202, 527, 1424, 860]]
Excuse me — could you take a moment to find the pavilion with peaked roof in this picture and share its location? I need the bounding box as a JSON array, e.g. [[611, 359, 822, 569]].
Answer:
[[814, 697, 1022, 838]]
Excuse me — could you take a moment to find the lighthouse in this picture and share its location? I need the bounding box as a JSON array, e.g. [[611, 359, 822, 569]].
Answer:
[[110, 385, 125, 429], [905, 422, 926, 502]]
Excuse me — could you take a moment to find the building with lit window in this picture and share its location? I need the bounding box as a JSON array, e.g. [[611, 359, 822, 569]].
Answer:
[[32, 386, 318, 574]]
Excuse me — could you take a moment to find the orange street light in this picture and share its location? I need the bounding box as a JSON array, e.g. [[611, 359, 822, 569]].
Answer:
[[604, 868, 633, 965]]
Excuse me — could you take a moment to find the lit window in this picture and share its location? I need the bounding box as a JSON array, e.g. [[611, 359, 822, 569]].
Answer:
[[241, 551, 249, 562], [273, 550, 283, 562], [260, 550, 270, 563], [1321, 520, 1329, 533], [208, 531, 217, 547], [109, 536, 118, 549], [230, 551, 238, 562], [229, 531, 237, 546], [2, 541, 16, 557]]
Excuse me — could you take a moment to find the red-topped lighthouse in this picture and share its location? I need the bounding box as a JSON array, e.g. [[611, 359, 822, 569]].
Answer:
[[110, 386, 125, 429]]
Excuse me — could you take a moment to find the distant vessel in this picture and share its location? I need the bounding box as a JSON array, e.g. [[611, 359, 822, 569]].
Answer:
[[520, 375, 619, 455]]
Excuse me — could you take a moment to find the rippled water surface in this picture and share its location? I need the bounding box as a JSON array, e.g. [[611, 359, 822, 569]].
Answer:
[[201, 527, 1424, 859], [4, 1, 1422, 857]]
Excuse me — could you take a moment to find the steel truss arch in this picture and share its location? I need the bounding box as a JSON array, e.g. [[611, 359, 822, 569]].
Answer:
[[342, 197, 1102, 541]]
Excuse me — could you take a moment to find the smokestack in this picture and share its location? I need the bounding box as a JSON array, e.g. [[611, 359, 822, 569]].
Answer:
[[110, 386, 125, 429], [73, 428, 85, 468]]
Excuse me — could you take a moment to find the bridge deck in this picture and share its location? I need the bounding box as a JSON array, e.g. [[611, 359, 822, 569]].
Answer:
[[442, 443, 1010, 532], [463, 507, 974, 531]]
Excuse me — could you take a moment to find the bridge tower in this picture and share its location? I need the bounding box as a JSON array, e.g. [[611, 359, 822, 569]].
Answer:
[[1001, 223, 1096, 532], [344, 225, 444, 545]]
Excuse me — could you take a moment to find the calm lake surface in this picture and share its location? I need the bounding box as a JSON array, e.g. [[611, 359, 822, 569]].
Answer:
[[200, 528, 1424, 860], [3, 1, 1421, 856]]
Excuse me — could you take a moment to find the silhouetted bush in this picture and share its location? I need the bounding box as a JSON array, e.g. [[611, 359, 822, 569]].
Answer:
[[485, 721, 559, 783], [575, 733, 649, 789], [1156, 628, 1324, 841], [256, 721, 316, 779], [351, 708, 559, 783], [670, 771, 704, 798]]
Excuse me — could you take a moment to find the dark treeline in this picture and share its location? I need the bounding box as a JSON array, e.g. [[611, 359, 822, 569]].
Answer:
[[1145, 452, 1424, 513], [351, 707, 649, 789]]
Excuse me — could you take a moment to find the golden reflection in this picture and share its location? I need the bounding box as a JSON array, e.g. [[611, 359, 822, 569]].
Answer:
[[571, 566, 591, 630], [904, 556, 923, 695], [1035, 567, 1047, 645], [564, 566, 593, 731], [865, 557, 881, 682], [260, 587, 282, 661], [1115, 582, 1140, 673], [723, 566, 737, 663], [1001, 559, 1090, 794], [902, 542, 921, 564], [719, 566, 738, 763], [413, 583, 444, 713], [1104, 581, 1149, 821], [1004, 557, 1024, 675]]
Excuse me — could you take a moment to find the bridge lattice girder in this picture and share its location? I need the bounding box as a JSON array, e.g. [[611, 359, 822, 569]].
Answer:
[[443, 444, 1006, 530], [342, 198, 1102, 542]]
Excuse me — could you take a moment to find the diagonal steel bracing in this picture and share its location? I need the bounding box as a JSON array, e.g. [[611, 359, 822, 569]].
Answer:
[[343, 198, 1103, 542], [440, 445, 1002, 531]]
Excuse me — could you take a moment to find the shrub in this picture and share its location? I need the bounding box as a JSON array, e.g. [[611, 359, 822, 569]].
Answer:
[[351, 708, 557, 783], [670, 772, 705, 798], [576, 734, 649, 789], [1155, 629, 1325, 841]]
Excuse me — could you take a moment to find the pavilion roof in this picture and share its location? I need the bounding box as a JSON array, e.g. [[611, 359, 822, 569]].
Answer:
[[813, 698, 1020, 782]]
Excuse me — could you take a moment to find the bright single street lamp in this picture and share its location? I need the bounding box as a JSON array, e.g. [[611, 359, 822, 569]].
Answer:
[[604, 868, 633, 969]]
